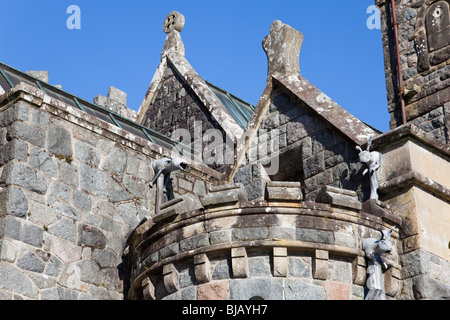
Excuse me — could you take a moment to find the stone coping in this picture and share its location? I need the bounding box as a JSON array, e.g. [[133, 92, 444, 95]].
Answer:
[[137, 53, 244, 144], [0, 81, 223, 181], [380, 170, 450, 202], [272, 73, 379, 147], [371, 123, 450, 157], [126, 200, 401, 294], [130, 201, 398, 252]]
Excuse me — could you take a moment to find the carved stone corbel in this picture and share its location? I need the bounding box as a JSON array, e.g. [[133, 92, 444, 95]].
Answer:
[[313, 249, 329, 280], [163, 263, 179, 294], [194, 253, 212, 284]]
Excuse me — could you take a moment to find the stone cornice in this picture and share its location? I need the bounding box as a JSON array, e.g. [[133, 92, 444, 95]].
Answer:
[[380, 170, 450, 202]]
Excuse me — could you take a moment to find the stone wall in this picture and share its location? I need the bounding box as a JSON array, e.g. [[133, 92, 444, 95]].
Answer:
[[377, 0, 450, 143], [0, 85, 218, 300], [234, 89, 369, 202], [372, 124, 450, 299]]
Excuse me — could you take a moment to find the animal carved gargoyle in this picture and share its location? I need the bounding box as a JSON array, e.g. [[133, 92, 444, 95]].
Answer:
[[149, 157, 188, 215], [362, 228, 393, 300], [149, 157, 188, 188], [356, 136, 382, 200]]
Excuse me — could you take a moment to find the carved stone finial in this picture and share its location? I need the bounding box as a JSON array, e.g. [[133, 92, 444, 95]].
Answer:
[[262, 20, 303, 82], [161, 11, 185, 58], [163, 11, 185, 34]]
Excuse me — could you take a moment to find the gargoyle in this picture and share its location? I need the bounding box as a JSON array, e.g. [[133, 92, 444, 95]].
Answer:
[[362, 228, 393, 300], [149, 157, 188, 215], [356, 136, 382, 200], [149, 157, 188, 188]]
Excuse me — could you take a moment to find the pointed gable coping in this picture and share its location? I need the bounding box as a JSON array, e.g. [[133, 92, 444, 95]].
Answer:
[[137, 53, 244, 144], [166, 53, 244, 142], [273, 73, 380, 147]]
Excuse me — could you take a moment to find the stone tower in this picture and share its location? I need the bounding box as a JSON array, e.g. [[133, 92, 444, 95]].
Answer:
[[376, 0, 450, 144]]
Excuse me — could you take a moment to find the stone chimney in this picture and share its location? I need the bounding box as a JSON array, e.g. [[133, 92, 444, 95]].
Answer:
[[94, 86, 137, 122], [26, 70, 62, 89]]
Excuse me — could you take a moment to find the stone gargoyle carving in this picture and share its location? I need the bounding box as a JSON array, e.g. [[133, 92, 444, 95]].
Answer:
[[356, 136, 382, 201], [149, 157, 188, 215], [362, 229, 393, 300]]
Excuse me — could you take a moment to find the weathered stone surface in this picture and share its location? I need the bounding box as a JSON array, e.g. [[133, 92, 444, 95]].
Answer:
[[313, 249, 329, 280], [323, 281, 350, 300], [7, 121, 45, 148], [116, 202, 140, 229], [24, 221, 44, 248], [26, 70, 49, 82], [77, 224, 107, 249], [47, 124, 73, 156], [0, 139, 27, 166], [266, 181, 302, 202], [0, 263, 38, 298], [231, 247, 249, 279], [296, 229, 334, 244], [29, 106, 50, 129], [362, 199, 402, 225], [263, 20, 303, 80], [229, 278, 284, 300], [0, 187, 28, 218], [52, 236, 82, 264], [202, 183, 248, 208], [29, 147, 58, 177], [0, 102, 29, 127], [49, 197, 81, 222], [194, 253, 212, 284], [108, 86, 127, 106], [273, 247, 288, 277], [44, 255, 63, 277], [80, 164, 108, 198], [163, 263, 179, 294], [197, 280, 229, 300], [72, 190, 92, 212], [122, 174, 147, 199], [154, 194, 203, 223], [232, 227, 269, 241], [59, 160, 79, 187], [17, 251, 45, 273], [316, 186, 362, 211], [108, 177, 133, 202], [0, 161, 47, 194], [413, 274, 450, 300], [75, 141, 101, 167], [180, 234, 209, 252], [384, 267, 401, 298], [102, 147, 127, 177], [284, 278, 325, 300]]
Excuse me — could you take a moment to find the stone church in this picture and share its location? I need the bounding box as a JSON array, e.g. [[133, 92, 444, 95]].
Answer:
[[0, 1, 449, 300]]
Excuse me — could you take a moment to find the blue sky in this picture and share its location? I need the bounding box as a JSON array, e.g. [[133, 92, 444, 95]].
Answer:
[[0, 0, 390, 132]]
